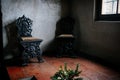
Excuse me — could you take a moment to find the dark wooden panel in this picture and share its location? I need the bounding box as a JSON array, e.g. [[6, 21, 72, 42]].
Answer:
[[0, 1, 10, 79]]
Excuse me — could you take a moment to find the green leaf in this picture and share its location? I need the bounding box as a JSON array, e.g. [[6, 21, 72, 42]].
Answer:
[[64, 63, 67, 71], [75, 64, 79, 73]]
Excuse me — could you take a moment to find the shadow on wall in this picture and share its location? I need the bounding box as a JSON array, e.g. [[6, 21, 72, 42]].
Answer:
[[73, 14, 81, 54], [3, 21, 22, 61], [43, 0, 77, 56]]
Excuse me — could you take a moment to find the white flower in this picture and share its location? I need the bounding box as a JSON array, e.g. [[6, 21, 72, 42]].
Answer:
[[64, 71, 67, 75], [57, 77, 61, 80]]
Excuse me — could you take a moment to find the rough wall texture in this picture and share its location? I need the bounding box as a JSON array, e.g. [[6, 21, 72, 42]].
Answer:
[[2, 0, 61, 55], [72, 0, 120, 66]]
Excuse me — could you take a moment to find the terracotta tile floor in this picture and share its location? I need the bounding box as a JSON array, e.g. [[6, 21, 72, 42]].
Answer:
[[7, 56, 120, 80]]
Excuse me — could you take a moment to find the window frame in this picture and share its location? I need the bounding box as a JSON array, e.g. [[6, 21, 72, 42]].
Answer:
[[95, 0, 120, 21]]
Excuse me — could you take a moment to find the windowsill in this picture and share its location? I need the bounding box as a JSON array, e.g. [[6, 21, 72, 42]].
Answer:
[[94, 20, 120, 23]]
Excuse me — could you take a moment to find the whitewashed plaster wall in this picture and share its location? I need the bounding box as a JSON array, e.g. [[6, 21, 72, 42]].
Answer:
[[2, 0, 61, 51]]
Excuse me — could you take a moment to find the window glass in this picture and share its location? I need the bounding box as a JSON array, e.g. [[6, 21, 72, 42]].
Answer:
[[102, 0, 118, 14], [95, 0, 120, 21], [118, 1, 120, 13]]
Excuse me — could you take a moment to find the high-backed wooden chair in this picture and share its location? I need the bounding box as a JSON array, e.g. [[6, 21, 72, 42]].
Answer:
[[16, 15, 44, 66], [55, 16, 76, 57]]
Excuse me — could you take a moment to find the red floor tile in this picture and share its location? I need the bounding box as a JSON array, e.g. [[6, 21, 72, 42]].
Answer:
[[7, 56, 120, 80]]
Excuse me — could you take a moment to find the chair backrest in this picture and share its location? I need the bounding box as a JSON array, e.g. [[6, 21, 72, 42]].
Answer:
[[56, 16, 75, 36], [16, 15, 33, 37]]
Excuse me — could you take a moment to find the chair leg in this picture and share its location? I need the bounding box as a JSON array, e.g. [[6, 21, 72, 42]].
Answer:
[[37, 56, 44, 63], [22, 51, 29, 66], [35, 46, 44, 63]]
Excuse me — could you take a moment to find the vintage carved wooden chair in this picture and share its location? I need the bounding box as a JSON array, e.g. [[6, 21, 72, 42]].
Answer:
[[55, 16, 76, 57], [16, 15, 44, 66]]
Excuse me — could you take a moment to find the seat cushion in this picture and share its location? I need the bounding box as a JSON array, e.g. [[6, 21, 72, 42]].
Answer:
[[57, 34, 74, 38], [21, 37, 42, 42]]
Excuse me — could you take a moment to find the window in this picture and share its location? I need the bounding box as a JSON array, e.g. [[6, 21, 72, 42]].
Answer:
[[95, 0, 120, 21]]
